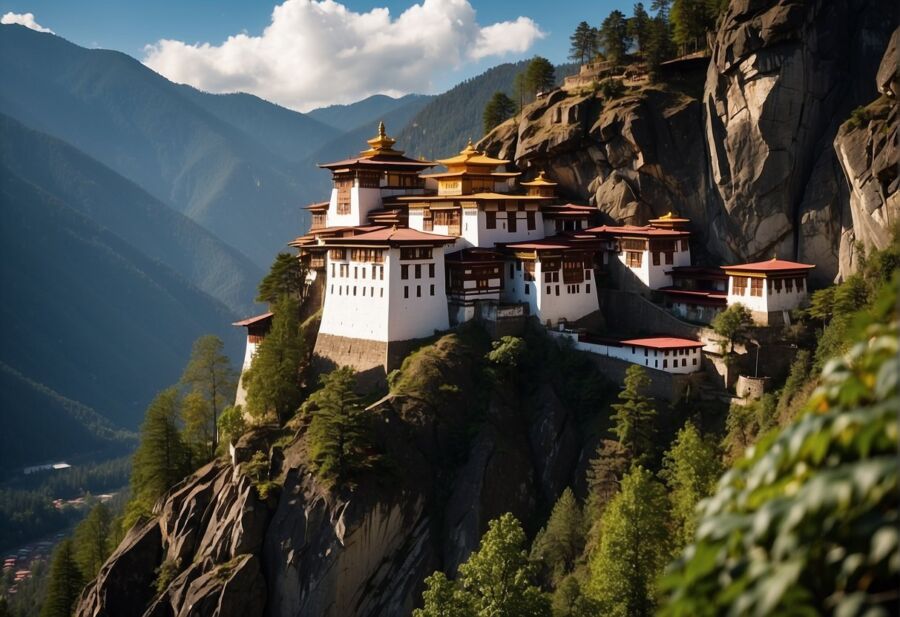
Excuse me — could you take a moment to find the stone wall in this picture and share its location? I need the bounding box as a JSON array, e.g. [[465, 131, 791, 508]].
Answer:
[[598, 288, 702, 340], [580, 352, 703, 401], [312, 333, 389, 389], [736, 375, 772, 401]]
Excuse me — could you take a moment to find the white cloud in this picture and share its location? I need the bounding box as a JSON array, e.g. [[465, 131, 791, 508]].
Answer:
[[143, 0, 544, 112], [1, 12, 54, 33]]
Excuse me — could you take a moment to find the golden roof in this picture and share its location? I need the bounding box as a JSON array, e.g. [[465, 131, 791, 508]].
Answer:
[[436, 139, 510, 167], [360, 121, 405, 157], [521, 171, 558, 186], [649, 211, 690, 222]]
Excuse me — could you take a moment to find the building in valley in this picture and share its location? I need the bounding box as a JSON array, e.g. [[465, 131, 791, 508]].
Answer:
[[551, 331, 704, 374], [660, 266, 728, 324], [588, 222, 691, 290], [723, 258, 815, 325]]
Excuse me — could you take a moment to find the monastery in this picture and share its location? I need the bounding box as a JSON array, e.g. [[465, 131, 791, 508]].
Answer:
[[236, 123, 815, 386]]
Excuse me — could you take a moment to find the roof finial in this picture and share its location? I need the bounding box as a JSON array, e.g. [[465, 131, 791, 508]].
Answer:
[[378, 121, 386, 137]]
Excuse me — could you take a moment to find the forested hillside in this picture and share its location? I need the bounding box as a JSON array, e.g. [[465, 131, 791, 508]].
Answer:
[[0, 130, 242, 453]]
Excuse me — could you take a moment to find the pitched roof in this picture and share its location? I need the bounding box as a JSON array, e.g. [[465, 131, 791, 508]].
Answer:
[[722, 258, 816, 273], [586, 224, 690, 237], [320, 226, 456, 246], [302, 201, 329, 211], [619, 336, 705, 349], [521, 171, 558, 187], [436, 140, 509, 167], [232, 312, 274, 327]]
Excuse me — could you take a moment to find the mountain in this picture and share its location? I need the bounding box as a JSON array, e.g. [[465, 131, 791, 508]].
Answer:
[[0, 128, 244, 439], [398, 62, 578, 160], [0, 25, 317, 268], [306, 94, 431, 131], [175, 87, 338, 164], [0, 114, 263, 315]]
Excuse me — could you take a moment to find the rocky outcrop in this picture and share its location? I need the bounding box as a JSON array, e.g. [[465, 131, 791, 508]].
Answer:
[[480, 0, 897, 284], [834, 28, 899, 275]]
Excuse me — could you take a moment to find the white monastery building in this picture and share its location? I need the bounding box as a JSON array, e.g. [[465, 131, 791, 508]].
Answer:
[[228, 123, 816, 384]]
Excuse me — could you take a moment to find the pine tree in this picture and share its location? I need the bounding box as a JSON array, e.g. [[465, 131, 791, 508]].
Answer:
[[257, 252, 307, 305], [598, 10, 632, 64], [180, 391, 214, 464], [126, 388, 191, 528], [587, 467, 671, 617], [629, 3, 652, 52], [245, 295, 306, 423], [306, 367, 375, 486], [585, 438, 629, 518], [644, 15, 674, 80], [413, 571, 473, 617], [40, 539, 85, 617], [551, 575, 598, 617], [660, 422, 722, 550], [0, 596, 9, 617], [217, 404, 247, 449], [568, 21, 596, 64], [458, 513, 552, 617], [482, 92, 516, 134], [711, 303, 754, 354], [530, 488, 585, 584], [523, 56, 556, 97], [73, 502, 113, 579], [610, 365, 657, 465], [180, 335, 236, 459]]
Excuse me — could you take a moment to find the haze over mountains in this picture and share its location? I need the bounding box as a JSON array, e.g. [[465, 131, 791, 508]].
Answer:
[[0, 24, 570, 472]]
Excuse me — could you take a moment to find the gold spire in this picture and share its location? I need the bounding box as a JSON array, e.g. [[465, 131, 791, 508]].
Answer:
[[360, 121, 403, 157]]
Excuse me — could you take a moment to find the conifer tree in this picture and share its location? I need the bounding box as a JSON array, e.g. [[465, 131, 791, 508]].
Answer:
[[306, 367, 374, 486], [40, 539, 84, 617], [530, 488, 585, 584], [521, 56, 556, 98], [0, 596, 9, 617], [598, 10, 632, 64], [587, 467, 671, 617], [73, 502, 113, 579], [217, 404, 247, 449], [551, 575, 598, 617], [126, 388, 191, 528], [585, 438, 629, 518], [628, 3, 652, 52], [644, 15, 674, 80], [180, 391, 214, 464], [660, 422, 722, 550], [245, 295, 305, 423], [482, 92, 516, 134], [568, 21, 597, 64], [180, 335, 236, 458], [610, 365, 657, 465], [257, 252, 307, 305], [414, 571, 472, 617]]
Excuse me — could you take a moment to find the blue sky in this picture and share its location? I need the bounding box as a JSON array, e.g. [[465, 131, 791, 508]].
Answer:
[[1, 0, 632, 110]]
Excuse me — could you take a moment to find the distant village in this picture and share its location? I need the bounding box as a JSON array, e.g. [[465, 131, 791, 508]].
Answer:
[[234, 122, 815, 403]]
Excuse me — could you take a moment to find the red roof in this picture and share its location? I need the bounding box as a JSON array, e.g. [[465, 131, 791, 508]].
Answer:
[[619, 336, 704, 349], [723, 258, 816, 273], [318, 155, 433, 170], [660, 288, 727, 305], [586, 224, 690, 237], [302, 201, 329, 211], [232, 312, 273, 327], [321, 226, 456, 246]]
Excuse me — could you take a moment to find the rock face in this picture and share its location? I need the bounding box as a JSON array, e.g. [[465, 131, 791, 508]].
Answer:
[[479, 0, 897, 284], [76, 334, 586, 617]]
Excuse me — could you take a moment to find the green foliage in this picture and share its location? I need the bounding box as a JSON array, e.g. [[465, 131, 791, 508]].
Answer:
[[482, 92, 516, 134], [415, 514, 550, 617], [245, 295, 306, 423], [551, 575, 598, 617], [711, 302, 754, 354], [776, 349, 812, 422], [244, 451, 278, 499], [517, 57, 557, 107], [569, 21, 598, 64], [587, 466, 671, 616], [305, 367, 377, 487], [721, 393, 777, 463], [257, 253, 307, 305], [670, 0, 719, 52], [599, 10, 632, 64], [659, 423, 722, 550], [599, 78, 625, 99], [154, 559, 179, 595], [530, 488, 585, 584], [644, 15, 674, 80], [847, 105, 873, 129], [661, 319, 899, 616], [610, 365, 658, 465], [486, 336, 527, 371], [585, 439, 629, 520], [628, 3, 652, 51], [217, 405, 247, 449], [180, 335, 236, 460], [72, 502, 113, 580], [125, 388, 191, 530], [39, 539, 84, 617]]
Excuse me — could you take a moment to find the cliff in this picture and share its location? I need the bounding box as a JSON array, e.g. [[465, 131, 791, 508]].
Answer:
[[479, 0, 898, 285], [76, 330, 599, 617]]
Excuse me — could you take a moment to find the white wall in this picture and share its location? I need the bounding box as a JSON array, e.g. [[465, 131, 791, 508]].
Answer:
[[326, 185, 383, 228], [464, 208, 546, 248], [502, 259, 598, 325], [387, 248, 451, 340], [618, 245, 691, 289], [765, 281, 808, 311], [550, 331, 701, 374], [726, 276, 768, 313], [319, 255, 391, 341]]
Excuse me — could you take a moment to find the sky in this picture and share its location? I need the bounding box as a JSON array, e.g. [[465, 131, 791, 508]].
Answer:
[[0, 0, 631, 112]]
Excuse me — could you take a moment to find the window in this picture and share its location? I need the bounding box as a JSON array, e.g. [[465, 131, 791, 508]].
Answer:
[[362, 287, 366, 296], [546, 286, 551, 295], [652, 251, 661, 266], [525, 285, 530, 295], [665, 251, 674, 265], [353, 266, 358, 279], [335, 177, 352, 214], [430, 284, 435, 296], [416, 285, 421, 297], [750, 278, 763, 297], [586, 284, 591, 294], [330, 284, 333, 294], [429, 263, 435, 278], [510, 264, 515, 278], [352, 286, 356, 296], [526, 211, 536, 230], [423, 208, 433, 231], [329, 248, 346, 260], [682, 358, 687, 367], [380, 288, 384, 297], [415, 264, 422, 279], [350, 248, 384, 263], [626, 251, 642, 268], [404, 286, 409, 298], [774, 278, 783, 292], [486, 211, 496, 229], [585, 270, 591, 280], [370, 286, 374, 297], [507, 211, 517, 233], [555, 285, 560, 296], [400, 247, 433, 260], [785, 278, 794, 292], [796, 277, 805, 291], [732, 276, 748, 295], [693, 358, 698, 366], [663, 360, 668, 369], [331, 264, 335, 277]]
